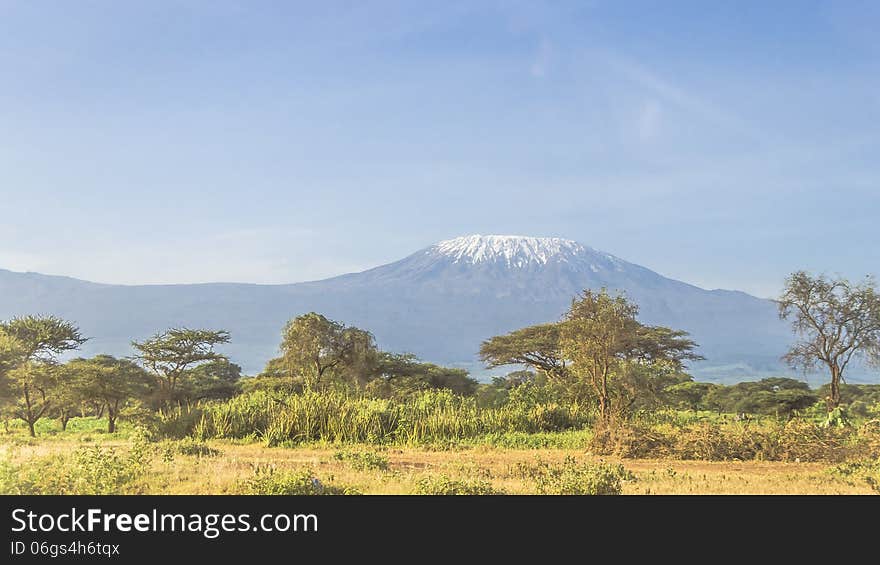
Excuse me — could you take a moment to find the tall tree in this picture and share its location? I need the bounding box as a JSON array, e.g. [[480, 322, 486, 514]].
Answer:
[[559, 289, 701, 424], [0, 316, 87, 436], [778, 271, 880, 409], [0, 331, 22, 428], [68, 356, 152, 433], [131, 328, 230, 405], [279, 313, 377, 389]]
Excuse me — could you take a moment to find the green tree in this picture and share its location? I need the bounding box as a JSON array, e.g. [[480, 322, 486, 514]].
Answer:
[[703, 378, 817, 418], [131, 328, 230, 406], [778, 271, 880, 410], [559, 290, 701, 425], [179, 359, 242, 402], [368, 352, 477, 397], [67, 356, 152, 433], [0, 316, 87, 436], [479, 323, 568, 382], [0, 330, 25, 427], [52, 364, 82, 431], [279, 313, 377, 389], [664, 381, 720, 411]]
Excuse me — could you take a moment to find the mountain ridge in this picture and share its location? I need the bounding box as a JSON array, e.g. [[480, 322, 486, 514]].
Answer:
[[0, 235, 807, 382]]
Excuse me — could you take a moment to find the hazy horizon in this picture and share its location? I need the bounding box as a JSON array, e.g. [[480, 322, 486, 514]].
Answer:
[[2, 2, 879, 298]]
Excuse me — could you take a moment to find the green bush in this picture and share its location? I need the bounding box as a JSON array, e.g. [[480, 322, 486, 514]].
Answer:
[[414, 475, 503, 495], [238, 465, 359, 495], [526, 457, 633, 495], [828, 458, 880, 492], [0, 432, 152, 495], [333, 449, 390, 471]]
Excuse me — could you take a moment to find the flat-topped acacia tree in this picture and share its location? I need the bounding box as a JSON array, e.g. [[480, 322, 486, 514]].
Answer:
[[131, 328, 230, 406], [0, 315, 87, 437]]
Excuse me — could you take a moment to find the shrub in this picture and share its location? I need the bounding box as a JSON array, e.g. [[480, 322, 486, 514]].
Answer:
[[159, 438, 220, 461], [238, 465, 359, 495], [414, 475, 503, 495], [828, 458, 880, 493], [528, 456, 633, 495], [333, 449, 390, 471], [0, 432, 152, 495]]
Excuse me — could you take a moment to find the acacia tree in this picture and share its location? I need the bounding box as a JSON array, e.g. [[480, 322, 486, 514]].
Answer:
[[368, 352, 478, 397], [479, 323, 570, 381], [52, 364, 82, 431], [178, 359, 242, 402], [279, 313, 376, 389], [0, 316, 87, 436], [559, 289, 701, 425], [131, 328, 230, 406], [0, 330, 24, 431], [68, 356, 152, 433], [778, 271, 880, 410]]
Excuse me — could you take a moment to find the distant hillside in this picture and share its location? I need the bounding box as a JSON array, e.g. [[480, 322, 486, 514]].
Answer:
[[0, 234, 839, 383]]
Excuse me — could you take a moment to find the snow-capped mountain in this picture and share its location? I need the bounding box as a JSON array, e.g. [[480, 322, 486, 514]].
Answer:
[[0, 235, 800, 382], [433, 235, 598, 267]]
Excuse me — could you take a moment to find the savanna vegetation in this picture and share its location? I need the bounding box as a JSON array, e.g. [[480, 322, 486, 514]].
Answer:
[[2, 272, 879, 495]]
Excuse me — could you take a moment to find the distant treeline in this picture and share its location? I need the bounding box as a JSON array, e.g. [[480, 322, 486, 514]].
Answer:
[[2, 271, 880, 438]]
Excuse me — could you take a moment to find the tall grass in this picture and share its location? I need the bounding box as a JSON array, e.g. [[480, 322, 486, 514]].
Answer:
[[159, 389, 591, 446]]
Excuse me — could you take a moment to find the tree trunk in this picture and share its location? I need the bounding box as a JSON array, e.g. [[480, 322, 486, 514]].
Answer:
[[61, 412, 70, 431], [108, 414, 116, 434], [827, 364, 841, 410], [599, 365, 610, 424], [27, 420, 36, 438]]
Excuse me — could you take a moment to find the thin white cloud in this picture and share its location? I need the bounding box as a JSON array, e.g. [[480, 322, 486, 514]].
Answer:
[[530, 39, 552, 78], [598, 51, 769, 143], [637, 99, 662, 141]]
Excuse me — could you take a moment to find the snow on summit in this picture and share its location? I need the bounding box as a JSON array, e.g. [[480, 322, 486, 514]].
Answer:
[[431, 235, 612, 268]]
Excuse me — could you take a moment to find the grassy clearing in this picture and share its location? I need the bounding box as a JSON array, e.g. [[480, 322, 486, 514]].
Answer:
[[1, 432, 876, 495]]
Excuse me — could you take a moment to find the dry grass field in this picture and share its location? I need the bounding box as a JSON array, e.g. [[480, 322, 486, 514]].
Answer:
[[2, 437, 875, 495]]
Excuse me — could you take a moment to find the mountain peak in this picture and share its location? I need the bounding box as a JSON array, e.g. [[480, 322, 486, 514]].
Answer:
[[430, 234, 593, 268]]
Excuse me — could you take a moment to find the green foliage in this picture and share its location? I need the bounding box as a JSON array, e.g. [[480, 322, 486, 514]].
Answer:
[[278, 312, 377, 389], [704, 378, 818, 417], [560, 289, 702, 423], [178, 388, 590, 446], [66, 355, 153, 433], [238, 464, 359, 495], [366, 352, 478, 398], [0, 430, 151, 494], [0, 316, 87, 436], [827, 458, 880, 492], [414, 475, 503, 495], [333, 449, 390, 471], [178, 359, 242, 403], [588, 419, 880, 462], [519, 456, 633, 495], [466, 429, 593, 449], [132, 327, 230, 407], [160, 437, 220, 460], [779, 271, 880, 409]]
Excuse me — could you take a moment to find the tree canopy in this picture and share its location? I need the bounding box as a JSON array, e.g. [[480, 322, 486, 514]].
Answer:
[[778, 271, 880, 409], [0, 316, 87, 436], [131, 328, 230, 405], [279, 312, 377, 389]]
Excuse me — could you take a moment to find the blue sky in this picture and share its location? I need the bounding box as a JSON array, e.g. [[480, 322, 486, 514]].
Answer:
[[1, 1, 878, 298]]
